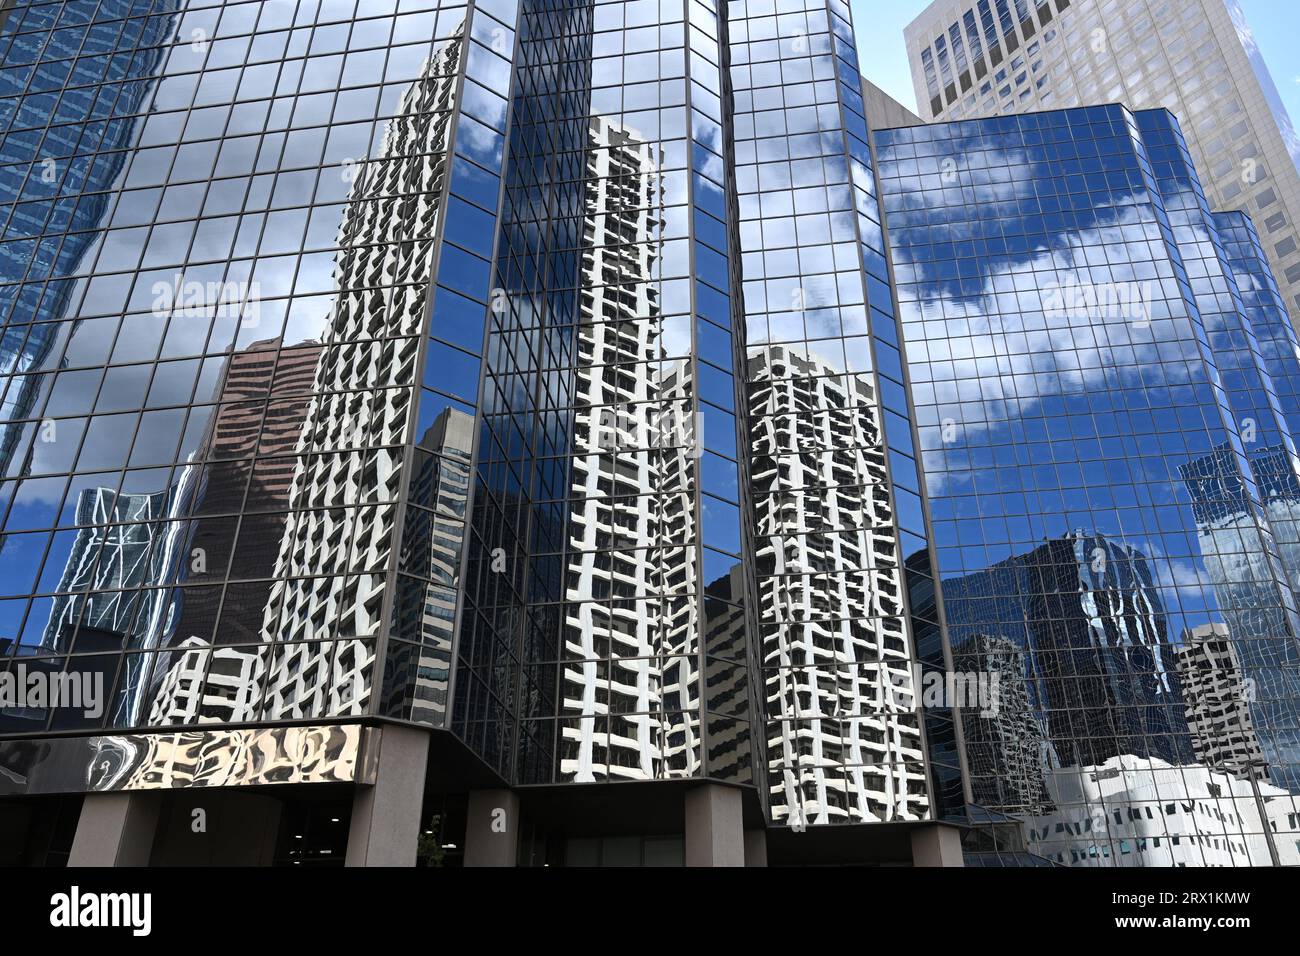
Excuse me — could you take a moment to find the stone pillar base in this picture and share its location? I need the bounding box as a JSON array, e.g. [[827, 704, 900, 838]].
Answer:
[[464, 788, 521, 867], [685, 783, 744, 867], [69, 792, 162, 867], [345, 724, 431, 867], [910, 822, 965, 867]]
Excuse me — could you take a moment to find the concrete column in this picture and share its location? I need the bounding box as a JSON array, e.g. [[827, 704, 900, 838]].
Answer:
[[464, 788, 521, 867], [743, 828, 768, 867], [69, 792, 162, 867], [910, 822, 965, 867], [345, 724, 430, 867], [684, 783, 744, 867]]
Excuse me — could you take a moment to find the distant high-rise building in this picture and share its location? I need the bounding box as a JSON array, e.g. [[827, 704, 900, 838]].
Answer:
[[905, 0, 1300, 324]]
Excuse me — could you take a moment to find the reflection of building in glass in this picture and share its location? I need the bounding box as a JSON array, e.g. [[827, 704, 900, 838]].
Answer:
[[382, 407, 474, 725], [748, 344, 930, 824], [40, 487, 188, 655], [437, 0, 759, 806], [1174, 623, 1268, 779], [1250, 444, 1300, 590], [1181, 444, 1300, 789], [950, 633, 1049, 812], [729, 0, 939, 833], [84, 724, 364, 793], [256, 39, 463, 672], [1142, 105, 1300, 792], [155, 38, 466, 733], [559, 116, 702, 782], [145, 638, 261, 726], [940, 534, 1193, 804], [703, 562, 753, 783], [1024, 534, 1192, 768], [120, 339, 323, 724], [145, 636, 370, 726], [1024, 754, 1296, 867], [878, 102, 1300, 865]]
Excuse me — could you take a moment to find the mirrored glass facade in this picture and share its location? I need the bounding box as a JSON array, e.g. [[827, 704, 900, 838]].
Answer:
[[730, 0, 934, 825], [6, 0, 1300, 869], [440, 0, 756, 787], [0, 0, 485, 742], [905, 0, 1300, 333], [0, 0, 766, 797], [878, 103, 1300, 866], [0, 0, 941, 820]]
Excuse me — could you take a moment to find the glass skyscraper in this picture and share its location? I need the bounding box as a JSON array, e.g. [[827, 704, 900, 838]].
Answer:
[[905, 0, 1300, 332], [0, 0, 958, 868], [1, 0, 1299, 870], [877, 102, 1300, 866]]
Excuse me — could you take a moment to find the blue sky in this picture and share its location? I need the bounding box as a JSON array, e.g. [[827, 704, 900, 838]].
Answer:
[[853, 0, 1300, 127]]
